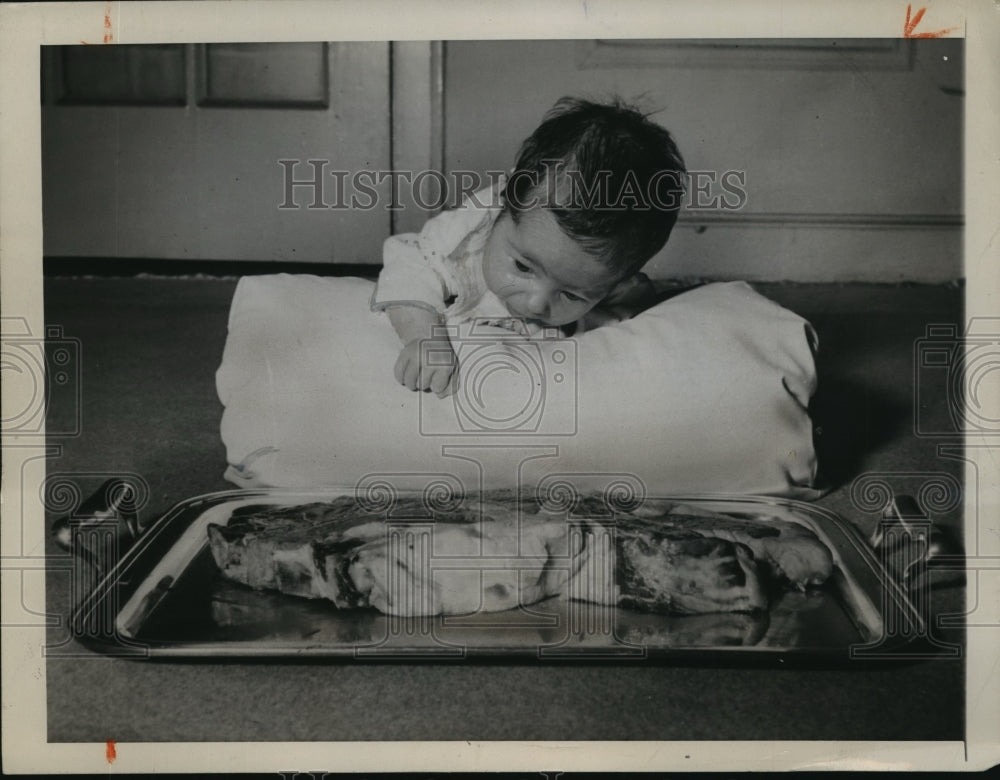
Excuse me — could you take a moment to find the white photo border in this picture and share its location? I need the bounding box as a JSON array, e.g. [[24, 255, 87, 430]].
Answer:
[[1, 0, 997, 773]]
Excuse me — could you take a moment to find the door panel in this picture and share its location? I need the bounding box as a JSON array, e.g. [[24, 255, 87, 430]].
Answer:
[[42, 42, 391, 264]]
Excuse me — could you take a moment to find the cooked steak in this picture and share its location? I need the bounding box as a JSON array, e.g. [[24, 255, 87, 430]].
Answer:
[[207, 494, 830, 617]]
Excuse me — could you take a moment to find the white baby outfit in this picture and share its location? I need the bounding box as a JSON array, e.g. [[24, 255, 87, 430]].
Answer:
[[371, 179, 550, 338]]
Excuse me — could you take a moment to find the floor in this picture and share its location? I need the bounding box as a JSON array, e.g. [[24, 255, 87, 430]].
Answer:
[[41, 276, 966, 742]]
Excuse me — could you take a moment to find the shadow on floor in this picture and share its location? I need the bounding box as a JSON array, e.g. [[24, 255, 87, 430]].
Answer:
[[810, 377, 910, 489]]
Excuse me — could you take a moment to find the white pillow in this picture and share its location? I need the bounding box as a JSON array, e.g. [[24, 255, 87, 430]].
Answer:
[[216, 275, 820, 499]]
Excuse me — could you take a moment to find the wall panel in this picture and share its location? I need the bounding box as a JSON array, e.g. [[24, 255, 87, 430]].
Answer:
[[443, 39, 962, 282]]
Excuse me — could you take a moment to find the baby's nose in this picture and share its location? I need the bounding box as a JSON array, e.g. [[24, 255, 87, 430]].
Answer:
[[524, 293, 549, 318]]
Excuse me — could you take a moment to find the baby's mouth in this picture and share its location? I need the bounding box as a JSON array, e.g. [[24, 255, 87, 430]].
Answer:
[[506, 306, 547, 327]]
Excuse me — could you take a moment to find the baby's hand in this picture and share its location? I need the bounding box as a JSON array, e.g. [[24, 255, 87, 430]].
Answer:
[[394, 336, 459, 397], [577, 272, 659, 333], [579, 304, 631, 331]]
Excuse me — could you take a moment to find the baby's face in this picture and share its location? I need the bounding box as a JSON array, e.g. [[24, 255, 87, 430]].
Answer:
[[482, 208, 620, 327]]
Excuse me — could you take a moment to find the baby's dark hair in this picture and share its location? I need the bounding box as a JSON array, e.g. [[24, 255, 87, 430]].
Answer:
[[503, 96, 686, 279]]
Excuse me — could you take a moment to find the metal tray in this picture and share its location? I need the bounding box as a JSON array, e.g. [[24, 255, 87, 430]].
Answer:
[[64, 488, 931, 662]]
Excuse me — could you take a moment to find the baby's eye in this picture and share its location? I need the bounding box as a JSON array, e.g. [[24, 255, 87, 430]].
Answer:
[[562, 291, 585, 303], [513, 259, 531, 273]]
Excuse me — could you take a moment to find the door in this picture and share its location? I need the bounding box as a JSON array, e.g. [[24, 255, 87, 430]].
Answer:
[[41, 42, 391, 264]]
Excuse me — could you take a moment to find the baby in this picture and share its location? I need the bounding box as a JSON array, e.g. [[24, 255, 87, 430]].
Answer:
[[371, 96, 686, 396]]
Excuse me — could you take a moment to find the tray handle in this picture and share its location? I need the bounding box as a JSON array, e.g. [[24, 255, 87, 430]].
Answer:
[[51, 478, 141, 576], [869, 493, 962, 592]]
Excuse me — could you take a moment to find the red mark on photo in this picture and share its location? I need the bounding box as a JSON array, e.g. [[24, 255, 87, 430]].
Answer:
[[103, 1, 113, 44], [904, 4, 956, 39], [105, 740, 117, 764]]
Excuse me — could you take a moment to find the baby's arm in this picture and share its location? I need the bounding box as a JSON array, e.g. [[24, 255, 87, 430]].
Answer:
[[373, 191, 498, 394], [385, 305, 459, 397], [374, 228, 459, 397]]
